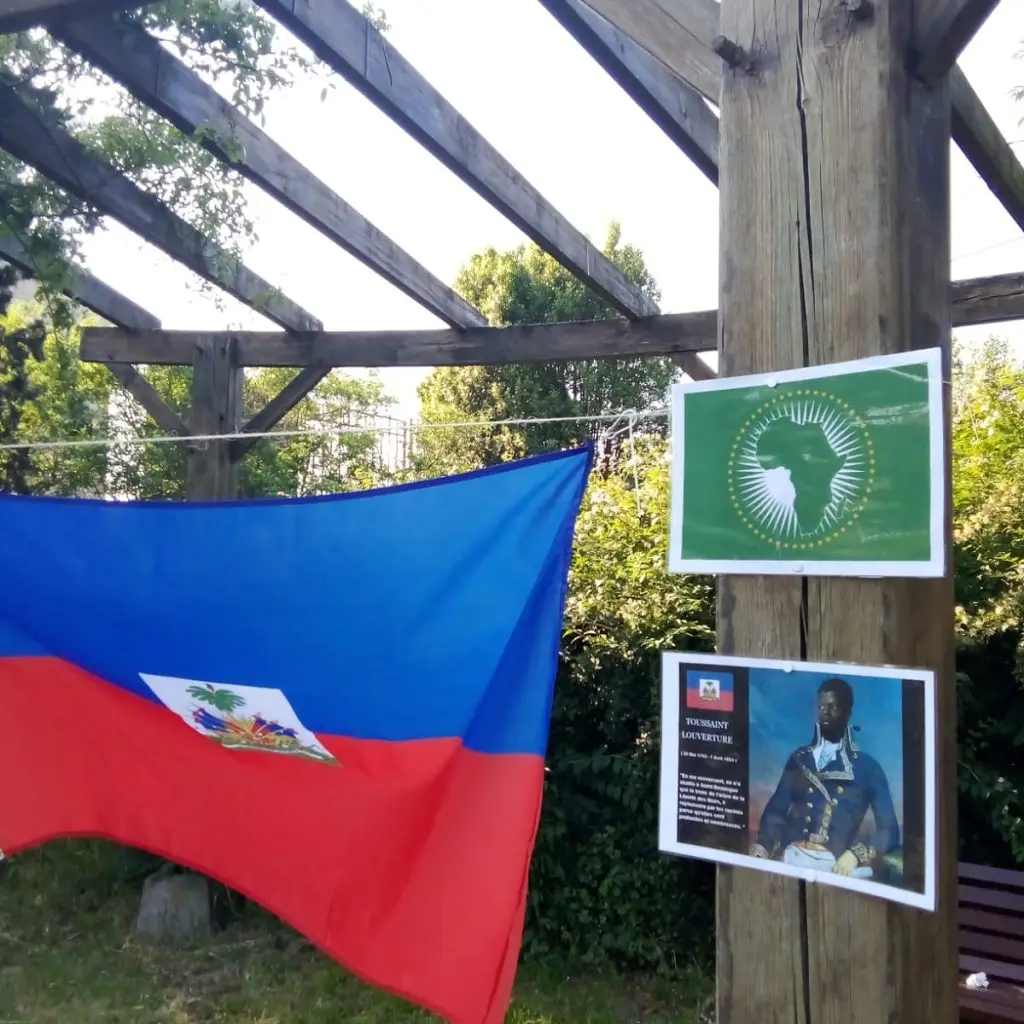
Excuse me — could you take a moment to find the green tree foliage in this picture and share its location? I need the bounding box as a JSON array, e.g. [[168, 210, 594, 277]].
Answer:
[[952, 337, 1024, 866], [0, 0, 313, 295], [415, 223, 677, 475], [526, 440, 716, 966], [525, 336, 1024, 962], [239, 368, 395, 498], [0, 272, 47, 493], [15, 309, 112, 497], [0, 303, 396, 502], [414, 229, 715, 964]]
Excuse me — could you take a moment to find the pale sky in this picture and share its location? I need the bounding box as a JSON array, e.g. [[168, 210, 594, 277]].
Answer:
[[73, 1, 1024, 420]]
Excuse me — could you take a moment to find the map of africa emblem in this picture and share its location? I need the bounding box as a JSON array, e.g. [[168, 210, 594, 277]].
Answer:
[[140, 673, 338, 765], [669, 349, 945, 577], [728, 390, 875, 548]]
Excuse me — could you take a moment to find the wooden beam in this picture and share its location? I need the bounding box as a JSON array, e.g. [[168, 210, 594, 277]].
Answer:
[[251, 0, 667, 326], [913, 0, 1001, 86], [0, 232, 157, 330], [230, 367, 327, 460], [79, 272, 1024, 369], [186, 336, 241, 500], [52, 14, 486, 331], [562, 0, 720, 103], [538, 0, 718, 184], [541, 3, 1021, 347], [950, 65, 1024, 234], [952, 271, 1024, 325], [0, 0, 155, 33], [105, 362, 193, 438], [0, 83, 321, 334], [716, 3, 955, 1024], [0, 233, 189, 437], [79, 310, 719, 367]]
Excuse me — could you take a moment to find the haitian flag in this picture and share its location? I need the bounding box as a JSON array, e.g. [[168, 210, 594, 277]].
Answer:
[[0, 446, 592, 1024], [685, 669, 734, 712]]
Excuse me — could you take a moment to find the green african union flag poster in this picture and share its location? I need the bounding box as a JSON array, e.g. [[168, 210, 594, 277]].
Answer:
[[668, 348, 945, 577]]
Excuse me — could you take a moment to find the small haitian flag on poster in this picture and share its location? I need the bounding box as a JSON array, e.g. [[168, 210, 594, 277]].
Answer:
[[685, 669, 734, 712], [668, 349, 945, 577]]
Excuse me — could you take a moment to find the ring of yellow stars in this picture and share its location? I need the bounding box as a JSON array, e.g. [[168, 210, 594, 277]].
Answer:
[[726, 388, 875, 551]]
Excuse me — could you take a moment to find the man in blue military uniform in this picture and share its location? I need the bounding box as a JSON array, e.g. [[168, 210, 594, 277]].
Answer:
[[750, 677, 899, 879]]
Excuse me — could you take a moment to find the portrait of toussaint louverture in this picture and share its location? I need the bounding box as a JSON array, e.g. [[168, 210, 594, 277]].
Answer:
[[747, 671, 913, 891]]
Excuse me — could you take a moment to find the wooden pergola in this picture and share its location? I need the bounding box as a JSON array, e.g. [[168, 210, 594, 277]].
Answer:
[[1, 0, 1020, 1020]]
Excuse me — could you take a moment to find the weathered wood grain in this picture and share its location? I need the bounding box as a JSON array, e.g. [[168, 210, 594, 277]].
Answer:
[[799, 7, 956, 1022], [541, 0, 1012, 289], [714, 3, 808, 1018], [78, 310, 719, 367], [569, 0, 720, 103], [251, 0, 708, 381], [913, 0, 1001, 85], [0, 83, 321, 334], [79, 271, 1024, 368], [0, 0, 154, 32], [951, 65, 1024, 234], [187, 337, 241, 500], [716, 575, 807, 1024], [952, 272, 1024, 325], [539, 0, 718, 184], [716, 1, 956, 1022], [53, 15, 486, 331], [0, 233, 190, 437]]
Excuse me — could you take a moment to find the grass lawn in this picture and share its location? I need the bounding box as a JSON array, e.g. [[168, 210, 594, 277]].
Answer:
[[0, 842, 712, 1024]]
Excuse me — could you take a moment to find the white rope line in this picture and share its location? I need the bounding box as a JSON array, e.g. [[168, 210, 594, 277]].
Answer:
[[0, 409, 670, 453]]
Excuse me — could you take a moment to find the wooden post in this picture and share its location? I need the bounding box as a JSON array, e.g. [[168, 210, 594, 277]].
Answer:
[[186, 336, 241, 501], [715, 3, 956, 1023]]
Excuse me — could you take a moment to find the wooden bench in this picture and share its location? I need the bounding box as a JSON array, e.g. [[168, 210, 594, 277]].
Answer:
[[960, 862, 1024, 1020]]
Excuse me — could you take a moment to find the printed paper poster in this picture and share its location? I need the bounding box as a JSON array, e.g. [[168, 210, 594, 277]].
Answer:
[[658, 652, 936, 911], [668, 348, 945, 577]]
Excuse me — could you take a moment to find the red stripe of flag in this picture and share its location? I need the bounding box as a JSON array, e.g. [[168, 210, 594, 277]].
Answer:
[[0, 656, 541, 1024]]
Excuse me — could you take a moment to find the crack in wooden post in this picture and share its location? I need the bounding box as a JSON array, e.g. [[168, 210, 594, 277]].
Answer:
[[715, 0, 957, 1020]]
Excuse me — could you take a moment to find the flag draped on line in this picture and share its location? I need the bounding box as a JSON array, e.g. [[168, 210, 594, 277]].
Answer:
[[0, 446, 592, 1024]]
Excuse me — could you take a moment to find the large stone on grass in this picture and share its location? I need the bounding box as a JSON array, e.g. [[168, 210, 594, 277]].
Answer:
[[133, 869, 214, 944]]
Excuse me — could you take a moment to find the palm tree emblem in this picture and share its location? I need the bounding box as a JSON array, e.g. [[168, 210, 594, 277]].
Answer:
[[187, 683, 246, 715]]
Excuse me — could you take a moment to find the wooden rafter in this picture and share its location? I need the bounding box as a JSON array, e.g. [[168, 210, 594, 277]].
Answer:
[[561, 0, 719, 103], [51, 14, 487, 333], [950, 65, 1024, 234], [0, 0, 154, 33], [0, 84, 341, 445], [51, 12, 498, 452], [249, 0, 717, 381], [78, 271, 1024, 369], [0, 233, 189, 437], [0, 232, 157, 330], [550, 4, 1024, 297], [253, 0, 654, 318], [538, 0, 718, 184], [0, 83, 321, 333], [913, 0, 1002, 86]]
